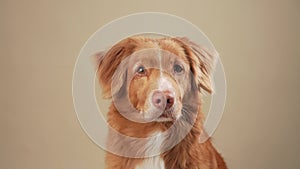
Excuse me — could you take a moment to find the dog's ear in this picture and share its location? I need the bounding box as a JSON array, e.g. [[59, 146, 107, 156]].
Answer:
[[173, 37, 218, 94], [94, 38, 137, 99]]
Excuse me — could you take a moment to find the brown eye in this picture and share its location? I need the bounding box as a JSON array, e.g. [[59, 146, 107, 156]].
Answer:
[[174, 64, 183, 73], [136, 66, 146, 74]]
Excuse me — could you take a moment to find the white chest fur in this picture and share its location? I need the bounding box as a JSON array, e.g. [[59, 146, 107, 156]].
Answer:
[[135, 156, 165, 169], [135, 132, 165, 169]]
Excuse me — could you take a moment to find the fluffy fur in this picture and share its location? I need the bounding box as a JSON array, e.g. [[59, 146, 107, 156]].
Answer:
[[95, 36, 227, 169]]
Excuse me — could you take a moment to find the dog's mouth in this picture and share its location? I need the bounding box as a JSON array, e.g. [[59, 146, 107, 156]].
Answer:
[[139, 106, 180, 123], [155, 107, 178, 122]]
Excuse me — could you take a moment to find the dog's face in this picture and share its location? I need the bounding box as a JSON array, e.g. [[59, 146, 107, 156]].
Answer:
[[95, 36, 217, 124], [126, 48, 190, 122]]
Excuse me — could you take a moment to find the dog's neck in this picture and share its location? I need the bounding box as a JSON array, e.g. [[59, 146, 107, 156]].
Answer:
[[106, 103, 225, 169], [162, 110, 206, 168]]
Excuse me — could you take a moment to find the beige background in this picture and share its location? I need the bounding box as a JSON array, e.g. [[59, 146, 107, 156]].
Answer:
[[1, 0, 300, 169]]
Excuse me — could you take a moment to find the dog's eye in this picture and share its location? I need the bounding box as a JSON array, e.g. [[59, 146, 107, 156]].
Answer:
[[174, 64, 183, 73], [136, 66, 146, 74]]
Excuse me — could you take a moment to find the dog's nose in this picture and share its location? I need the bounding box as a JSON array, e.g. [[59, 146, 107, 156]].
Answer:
[[152, 91, 174, 110]]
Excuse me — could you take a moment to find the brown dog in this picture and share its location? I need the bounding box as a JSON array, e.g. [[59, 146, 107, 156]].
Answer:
[[95, 36, 227, 169]]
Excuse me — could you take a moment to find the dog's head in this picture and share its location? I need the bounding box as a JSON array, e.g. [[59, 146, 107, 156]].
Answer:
[[95, 36, 217, 123]]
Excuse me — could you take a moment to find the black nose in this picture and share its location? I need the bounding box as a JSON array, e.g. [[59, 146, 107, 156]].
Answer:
[[152, 91, 174, 110]]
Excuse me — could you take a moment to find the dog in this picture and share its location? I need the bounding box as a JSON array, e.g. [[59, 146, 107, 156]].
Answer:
[[95, 36, 227, 169]]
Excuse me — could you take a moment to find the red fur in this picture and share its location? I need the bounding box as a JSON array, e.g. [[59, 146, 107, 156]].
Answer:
[[95, 36, 227, 169]]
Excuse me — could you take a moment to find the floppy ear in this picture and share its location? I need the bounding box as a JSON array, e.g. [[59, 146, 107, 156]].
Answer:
[[173, 37, 218, 94], [94, 38, 137, 99]]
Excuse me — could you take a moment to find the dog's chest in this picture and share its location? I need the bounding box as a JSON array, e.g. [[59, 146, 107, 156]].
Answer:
[[135, 156, 165, 169], [135, 131, 165, 169]]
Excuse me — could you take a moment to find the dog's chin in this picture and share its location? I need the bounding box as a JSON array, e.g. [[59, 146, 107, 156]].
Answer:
[[155, 116, 174, 122]]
